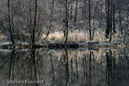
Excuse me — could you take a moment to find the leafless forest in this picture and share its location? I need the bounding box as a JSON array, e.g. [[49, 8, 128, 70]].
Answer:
[[0, 0, 129, 45]]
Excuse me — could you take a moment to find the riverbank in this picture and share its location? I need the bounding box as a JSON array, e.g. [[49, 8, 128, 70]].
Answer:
[[0, 42, 129, 50]]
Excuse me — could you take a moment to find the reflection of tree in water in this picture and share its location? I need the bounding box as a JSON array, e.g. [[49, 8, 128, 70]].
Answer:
[[9, 50, 15, 86], [31, 50, 38, 86], [0, 49, 129, 86], [8, 50, 38, 86], [64, 49, 69, 86], [106, 50, 115, 86], [106, 49, 129, 86], [89, 51, 94, 86]]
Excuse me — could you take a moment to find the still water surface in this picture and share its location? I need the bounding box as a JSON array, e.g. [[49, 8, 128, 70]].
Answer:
[[0, 48, 129, 86]]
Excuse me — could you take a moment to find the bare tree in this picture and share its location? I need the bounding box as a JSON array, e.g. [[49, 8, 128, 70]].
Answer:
[[74, 0, 78, 22], [64, 0, 69, 45], [8, 0, 15, 44], [105, 0, 113, 41], [46, 0, 55, 39], [70, 0, 73, 20], [32, 0, 38, 44], [118, 0, 122, 34], [89, 0, 92, 40], [112, 3, 116, 33], [105, 0, 117, 42]]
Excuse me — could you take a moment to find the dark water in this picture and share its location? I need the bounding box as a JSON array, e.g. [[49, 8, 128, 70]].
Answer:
[[0, 48, 129, 86]]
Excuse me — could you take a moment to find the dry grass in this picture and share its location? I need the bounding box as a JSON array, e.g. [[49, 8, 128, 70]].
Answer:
[[0, 35, 4, 41], [0, 30, 128, 43], [93, 30, 105, 42], [41, 30, 91, 42], [41, 30, 128, 43], [41, 30, 107, 42]]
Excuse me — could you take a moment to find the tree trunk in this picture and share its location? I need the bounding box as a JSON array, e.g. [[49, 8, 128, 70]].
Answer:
[[89, 0, 92, 40], [29, 0, 32, 42], [127, 12, 129, 30], [105, 0, 112, 40], [32, 0, 38, 44], [118, 0, 122, 34], [46, 0, 55, 39], [70, 0, 73, 20], [113, 5, 116, 33], [127, 12, 129, 34], [8, 0, 15, 44], [74, 0, 78, 22], [92, 13, 95, 40], [11, 11, 15, 38], [64, 0, 69, 45]]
